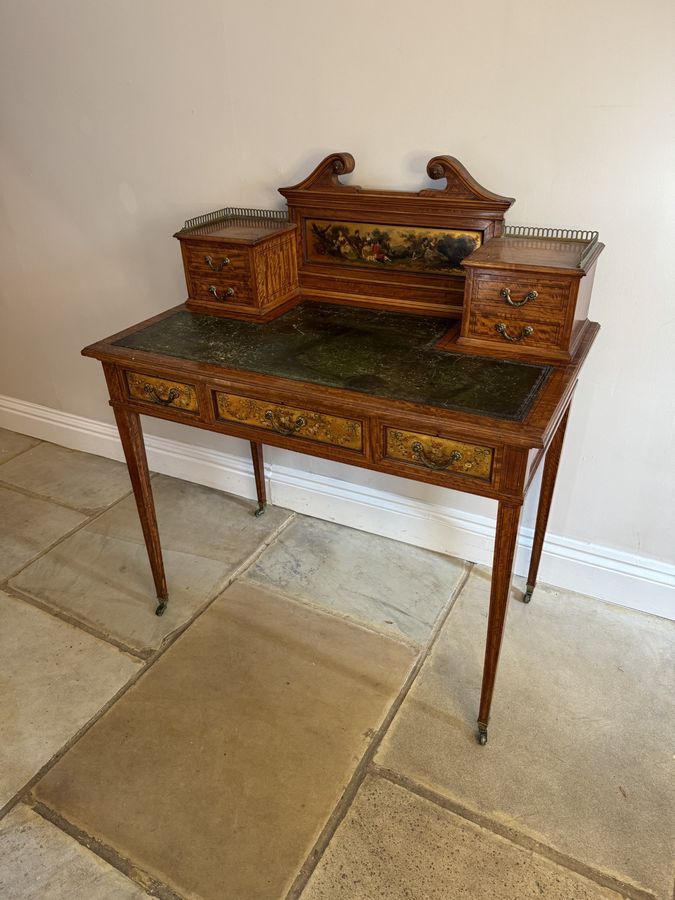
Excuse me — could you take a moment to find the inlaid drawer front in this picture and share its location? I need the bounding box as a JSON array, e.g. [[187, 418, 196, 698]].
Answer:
[[184, 242, 249, 278], [126, 372, 199, 413], [468, 311, 564, 350], [190, 276, 254, 307], [215, 392, 363, 450], [473, 274, 570, 318], [385, 429, 493, 481]]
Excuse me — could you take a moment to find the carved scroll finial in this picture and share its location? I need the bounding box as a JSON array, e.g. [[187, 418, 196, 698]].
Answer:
[[423, 156, 514, 209], [279, 152, 358, 195]]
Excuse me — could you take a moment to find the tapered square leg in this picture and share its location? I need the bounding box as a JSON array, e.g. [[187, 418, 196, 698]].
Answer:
[[524, 405, 571, 604], [113, 407, 168, 616], [250, 441, 267, 517], [477, 501, 523, 744]]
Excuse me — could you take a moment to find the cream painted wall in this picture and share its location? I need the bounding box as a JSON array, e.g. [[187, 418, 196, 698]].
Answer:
[[1, 0, 674, 567]]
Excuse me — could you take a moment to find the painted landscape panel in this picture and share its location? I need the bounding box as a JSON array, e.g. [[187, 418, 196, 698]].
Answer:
[[305, 218, 482, 274]]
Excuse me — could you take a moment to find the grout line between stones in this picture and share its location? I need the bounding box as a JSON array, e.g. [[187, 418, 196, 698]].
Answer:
[[286, 560, 474, 900], [25, 799, 182, 900], [239, 574, 424, 653], [370, 764, 655, 900], [0, 438, 43, 467], [1, 583, 147, 660], [0, 484, 138, 586], [0, 476, 125, 517], [127, 509, 300, 661]]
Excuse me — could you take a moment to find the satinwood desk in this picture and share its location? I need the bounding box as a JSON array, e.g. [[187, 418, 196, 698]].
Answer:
[[83, 153, 603, 743]]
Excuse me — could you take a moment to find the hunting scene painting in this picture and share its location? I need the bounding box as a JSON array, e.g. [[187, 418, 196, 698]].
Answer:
[[306, 219, 482, 274]]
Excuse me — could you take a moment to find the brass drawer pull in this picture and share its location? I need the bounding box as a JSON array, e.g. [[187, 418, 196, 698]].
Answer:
[[264, 409, 306, 436], [500, 287, 538, 308], [143, 384, 180, 406], [204, 254, 230, 271], [209, 285, 235, 301], [411, 441, 462, 471], [496, 323, 534, 343]]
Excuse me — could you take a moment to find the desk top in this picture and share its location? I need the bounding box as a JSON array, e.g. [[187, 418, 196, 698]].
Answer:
[[114, 303, 550, 422]]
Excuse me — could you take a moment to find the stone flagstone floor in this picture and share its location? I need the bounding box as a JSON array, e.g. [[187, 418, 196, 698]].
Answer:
[[0, 425, 673, 899]]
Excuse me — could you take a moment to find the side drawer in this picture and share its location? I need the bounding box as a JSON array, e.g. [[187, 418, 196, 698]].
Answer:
[[472, 272, 571, 319], [125, 371, 199, 413], [183, 241, 250, 278], [214, 392, 363, 451], [467, 309, 565, 351], [384, 427, 493, 481], [189, 275, 255, 308]]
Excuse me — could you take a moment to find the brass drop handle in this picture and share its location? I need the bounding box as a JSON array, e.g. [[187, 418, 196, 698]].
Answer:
[[143, 384, 180, 406], [204, 254, 230, 271], [209, 285, 235, 301], [264, 410, 306, 436], [411, 441, 462, 471], [496, 323, 534, 343], [500, 287, 538, 308]]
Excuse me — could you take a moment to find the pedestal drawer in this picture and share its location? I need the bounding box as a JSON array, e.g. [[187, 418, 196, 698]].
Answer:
[[189, 276, 255, 307], [467, 310, 564, 350], [214, 392, 363, 451], [472, 273, 571, 319], [385, 428, 493, 481], [183, 241, 250, 278], [126, 371, 199, 413]]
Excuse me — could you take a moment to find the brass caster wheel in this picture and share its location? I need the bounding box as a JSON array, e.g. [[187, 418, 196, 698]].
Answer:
[[523, 583, 535, 604], [155, 599, 168, 617], [477, 725, 488, 746], [254, 504, 266, 518]]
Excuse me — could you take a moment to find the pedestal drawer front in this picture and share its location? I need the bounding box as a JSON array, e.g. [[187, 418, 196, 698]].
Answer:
[[190, 276, 255, 307], [126, 371, 199, 413], [468, 310, 564, 350], [215, 392, 363, 451], [183, 241, 250, 278], [385, 428, 493, 481], [473, 273, 571, 319]]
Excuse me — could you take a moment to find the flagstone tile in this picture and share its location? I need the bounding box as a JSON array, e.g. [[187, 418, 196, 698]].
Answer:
[[0, 486, 86, 582], [32, 582, 415, 900], [302, 774, 621, 899], [244, 516, 466, 645], [10, 475, 291, 654], [0, 591, 141, 807], [0, 428, 40, 464], [0, 443, 131, 514], [0, 804, 148, 898], [376, 568, 675, 899]]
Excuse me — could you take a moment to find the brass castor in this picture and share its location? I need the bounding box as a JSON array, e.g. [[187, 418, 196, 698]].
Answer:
[[523, 583, 535, 604], [155, 599, 168, 616], [477, 725, 488, 746], [254, 504, 266, 518]]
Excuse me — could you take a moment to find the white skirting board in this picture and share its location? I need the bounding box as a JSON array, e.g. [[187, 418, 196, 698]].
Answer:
[[1, 392, 673, 621]]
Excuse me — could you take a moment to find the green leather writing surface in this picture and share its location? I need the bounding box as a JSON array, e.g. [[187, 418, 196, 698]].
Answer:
[[115, 303, 550, 421]]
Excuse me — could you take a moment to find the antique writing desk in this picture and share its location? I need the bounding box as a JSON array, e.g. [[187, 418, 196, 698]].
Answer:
[[83, 154, 603, 744]]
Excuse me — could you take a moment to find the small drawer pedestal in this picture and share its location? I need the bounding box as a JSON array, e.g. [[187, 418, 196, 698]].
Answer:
[[459, 231, 603, 364], [175, 210, 300, 321]]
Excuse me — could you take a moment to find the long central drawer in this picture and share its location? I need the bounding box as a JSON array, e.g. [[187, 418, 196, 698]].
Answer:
[[214, 391, 363, 451]]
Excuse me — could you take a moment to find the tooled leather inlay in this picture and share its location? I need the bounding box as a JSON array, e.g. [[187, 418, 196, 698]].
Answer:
[[116, 303, 550, 421]]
